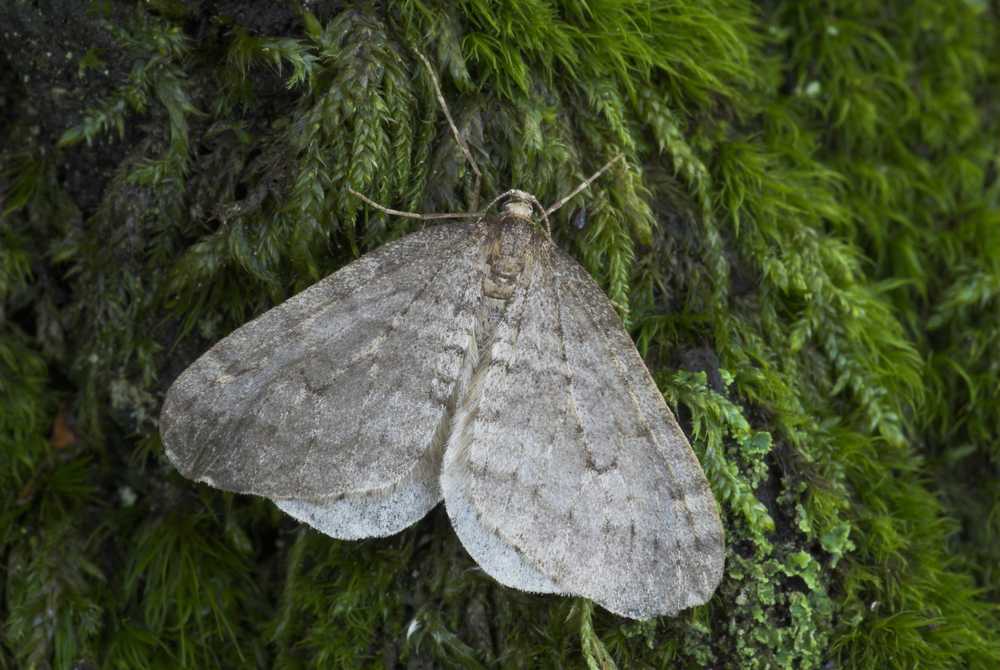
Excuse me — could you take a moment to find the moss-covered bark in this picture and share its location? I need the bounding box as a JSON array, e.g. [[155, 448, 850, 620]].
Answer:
[[2, 1, 998, 668]]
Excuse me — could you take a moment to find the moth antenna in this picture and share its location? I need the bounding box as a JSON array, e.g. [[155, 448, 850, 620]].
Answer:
[[348, 187, 482, 221], [544, 154, 625, 217], [415, 49, 483, 213]]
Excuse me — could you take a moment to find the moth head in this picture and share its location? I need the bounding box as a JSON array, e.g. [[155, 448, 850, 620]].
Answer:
[[499, 190, 535, 221]]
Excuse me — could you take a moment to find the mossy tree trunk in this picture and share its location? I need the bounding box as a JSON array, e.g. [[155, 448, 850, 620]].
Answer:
[[1, 1, 998, 668]]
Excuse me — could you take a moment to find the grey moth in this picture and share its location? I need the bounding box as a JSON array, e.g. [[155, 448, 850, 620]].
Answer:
[[160, 192, 724, 619]]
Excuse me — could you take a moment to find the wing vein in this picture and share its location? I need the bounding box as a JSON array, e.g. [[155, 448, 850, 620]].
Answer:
[[565, 264, 709, 585], [569, 267, 679, 508], [302, 231, 480, 493], [205, 228, 477, 489], [547, 262, 592, 572], [334, 232, 482, 487]]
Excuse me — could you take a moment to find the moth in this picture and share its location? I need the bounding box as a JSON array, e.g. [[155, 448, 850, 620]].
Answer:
[[160, 186, 724, 620], [160, 51, 723, 619]]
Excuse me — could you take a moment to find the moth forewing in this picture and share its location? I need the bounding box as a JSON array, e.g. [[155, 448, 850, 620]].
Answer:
[[160, 223, 482, 535]]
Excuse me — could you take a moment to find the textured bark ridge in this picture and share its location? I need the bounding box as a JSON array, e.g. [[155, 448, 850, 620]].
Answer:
[[160, 201, 724, 620]]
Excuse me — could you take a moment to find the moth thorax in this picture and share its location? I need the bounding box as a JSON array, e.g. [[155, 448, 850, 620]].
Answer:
[[483, 228, 530, 301]]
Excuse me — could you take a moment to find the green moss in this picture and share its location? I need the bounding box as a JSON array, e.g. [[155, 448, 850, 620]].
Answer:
[[1, 0, 998, 667]]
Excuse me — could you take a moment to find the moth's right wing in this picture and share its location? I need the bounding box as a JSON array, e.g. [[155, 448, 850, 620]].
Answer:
[[160, 223, 486, 537], [443, 240, 724, 618]]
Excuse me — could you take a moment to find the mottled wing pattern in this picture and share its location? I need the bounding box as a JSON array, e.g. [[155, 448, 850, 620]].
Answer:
[[161, 223, 485, 536], [443, 239, 724, 619]]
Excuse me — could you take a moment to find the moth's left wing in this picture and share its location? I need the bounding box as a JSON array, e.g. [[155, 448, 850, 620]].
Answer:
[[443, 242, 724, 619], [161, 222, 486, 538]]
